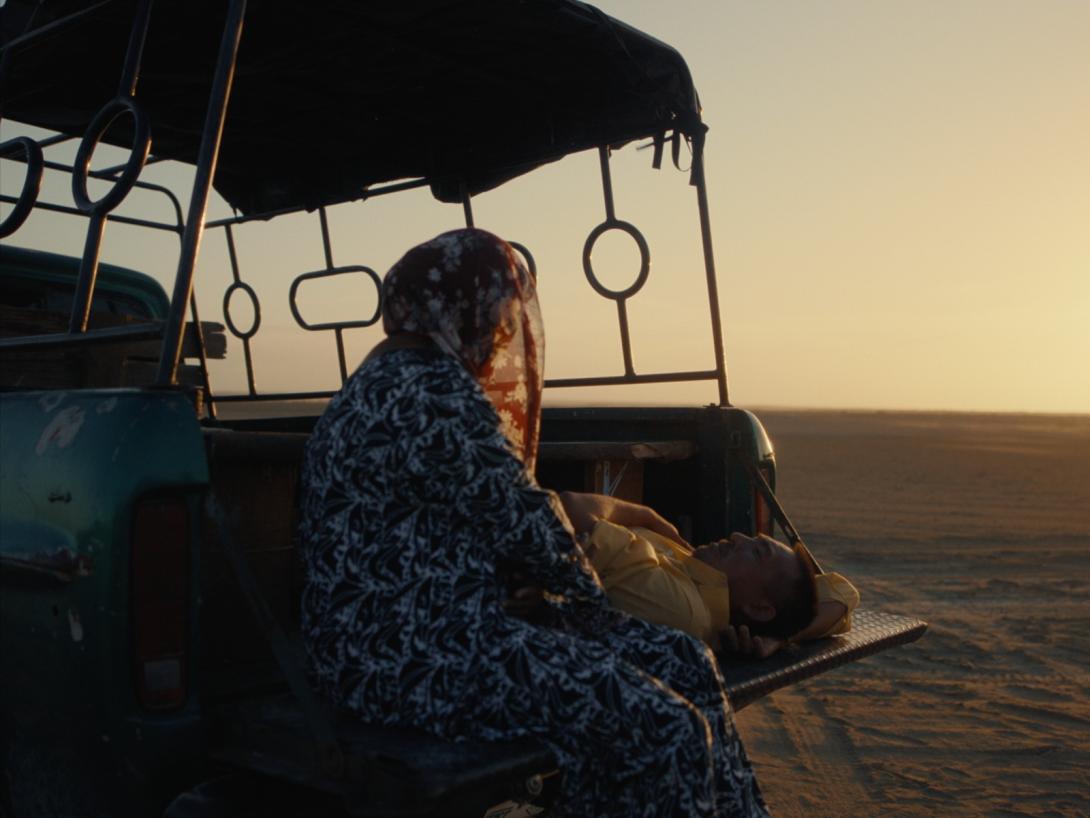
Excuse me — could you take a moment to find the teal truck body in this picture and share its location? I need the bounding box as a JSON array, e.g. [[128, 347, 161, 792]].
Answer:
[[1, 390, 206, 816]]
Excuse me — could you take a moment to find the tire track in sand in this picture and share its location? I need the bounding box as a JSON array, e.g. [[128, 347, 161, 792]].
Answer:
[[737, 688, 876, 817]]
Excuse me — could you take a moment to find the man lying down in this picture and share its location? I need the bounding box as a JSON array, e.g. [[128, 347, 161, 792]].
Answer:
[[577, 521, 859, 659]]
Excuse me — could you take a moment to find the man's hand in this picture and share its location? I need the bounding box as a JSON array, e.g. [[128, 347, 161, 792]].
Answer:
[[719, 625, 785, 660], [558, 491, 688, 547]]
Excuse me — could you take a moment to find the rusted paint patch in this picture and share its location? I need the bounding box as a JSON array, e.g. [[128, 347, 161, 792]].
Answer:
[[67, 609, 83, 642], [35, 405, 86, 455], [38, 392, 65, 413]]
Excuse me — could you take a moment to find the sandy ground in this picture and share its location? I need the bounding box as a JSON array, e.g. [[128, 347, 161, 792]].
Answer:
[[732, 410, 1090, 818]]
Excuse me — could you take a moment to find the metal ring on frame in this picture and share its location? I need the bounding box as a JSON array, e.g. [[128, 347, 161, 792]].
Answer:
[[222, 281, 262, 339], [509, 241, 537, 281], [0, 137, 44, 238], [71, 96, 152, 215], [581, 219, 651, 300], [288, 266, 383, 331]]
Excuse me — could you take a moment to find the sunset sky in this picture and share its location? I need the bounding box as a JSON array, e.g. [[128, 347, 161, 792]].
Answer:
[[3, 1, 1088, 414]]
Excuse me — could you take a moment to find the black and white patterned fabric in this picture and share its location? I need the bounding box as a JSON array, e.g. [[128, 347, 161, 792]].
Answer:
[[299, 347, 769, 817]]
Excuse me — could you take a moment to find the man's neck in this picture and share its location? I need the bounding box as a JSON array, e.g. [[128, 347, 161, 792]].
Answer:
[[692, 543, 728, 575]]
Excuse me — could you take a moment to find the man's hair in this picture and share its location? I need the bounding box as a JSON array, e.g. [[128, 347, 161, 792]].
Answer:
[[754, 544, 818, 640]]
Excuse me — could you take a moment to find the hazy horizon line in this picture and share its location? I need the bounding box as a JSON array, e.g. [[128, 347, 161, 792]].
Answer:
[[209, 395, 1090, 421]]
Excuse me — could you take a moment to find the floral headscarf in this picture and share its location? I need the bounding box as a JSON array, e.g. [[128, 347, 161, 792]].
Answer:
[[382, 228, 545, 472]]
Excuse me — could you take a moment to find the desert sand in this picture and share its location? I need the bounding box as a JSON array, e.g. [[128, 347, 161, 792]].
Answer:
[[733, 410, 1090, 817]]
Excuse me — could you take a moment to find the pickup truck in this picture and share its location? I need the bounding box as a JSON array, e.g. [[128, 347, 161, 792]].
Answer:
[[0, 2, 925, 816]]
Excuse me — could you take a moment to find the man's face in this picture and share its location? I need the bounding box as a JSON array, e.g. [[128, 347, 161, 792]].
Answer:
[[695, 533, 799, 616]]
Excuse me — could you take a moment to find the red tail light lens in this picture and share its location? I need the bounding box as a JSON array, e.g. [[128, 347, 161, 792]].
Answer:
[[754, 467, 774, 536], [131, 496, 190, 710]]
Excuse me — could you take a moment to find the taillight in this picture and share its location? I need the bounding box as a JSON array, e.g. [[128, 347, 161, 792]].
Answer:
[[131, 496, 190, 710], [754, 466, 774, 536]]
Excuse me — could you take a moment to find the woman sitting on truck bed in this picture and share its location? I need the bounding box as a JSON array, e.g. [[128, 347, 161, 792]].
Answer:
[[298, 228, 769, 818]]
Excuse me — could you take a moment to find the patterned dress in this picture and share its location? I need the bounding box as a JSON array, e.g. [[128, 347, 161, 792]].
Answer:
[[298, 347, 769, 818]]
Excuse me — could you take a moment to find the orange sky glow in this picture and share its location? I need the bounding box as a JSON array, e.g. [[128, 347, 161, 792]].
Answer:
[[3, 1, 1088, 414]]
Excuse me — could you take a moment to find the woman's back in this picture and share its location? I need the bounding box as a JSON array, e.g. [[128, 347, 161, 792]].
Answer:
[[299, 345, 600, 722], [300, 348, 494, 715]]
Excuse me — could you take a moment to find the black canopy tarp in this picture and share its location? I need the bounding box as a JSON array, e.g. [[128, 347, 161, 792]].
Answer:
[[1, 0, 701, 215]]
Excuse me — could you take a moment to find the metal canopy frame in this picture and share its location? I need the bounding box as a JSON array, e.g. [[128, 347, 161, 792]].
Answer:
[[1, 0, 730, 410], [1, 0, 244, 404]]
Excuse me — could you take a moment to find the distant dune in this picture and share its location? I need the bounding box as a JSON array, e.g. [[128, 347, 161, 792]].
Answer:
[[734, 410, 1090, 817]]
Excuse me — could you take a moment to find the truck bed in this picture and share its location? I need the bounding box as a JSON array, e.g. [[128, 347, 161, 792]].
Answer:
[[207, 610, 925, 815], [196, 421, 926, 815]]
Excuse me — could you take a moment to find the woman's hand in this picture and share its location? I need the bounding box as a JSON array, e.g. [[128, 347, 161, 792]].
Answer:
[[558, 491, 688, 547], [503, 584, 545, 620], [498, 563, 546, 622]]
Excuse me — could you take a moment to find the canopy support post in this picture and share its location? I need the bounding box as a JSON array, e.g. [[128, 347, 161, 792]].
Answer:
[[692, 132, 729, 406], [156, 0, 246, 386]]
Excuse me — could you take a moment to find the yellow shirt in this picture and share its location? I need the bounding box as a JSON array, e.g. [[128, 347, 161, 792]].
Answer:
[[585, 520, 859, 648], [587, 519, 732, 648]]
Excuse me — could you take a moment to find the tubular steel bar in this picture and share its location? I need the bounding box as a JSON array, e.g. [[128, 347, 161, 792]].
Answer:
[[288, 267, 382, 332], [203, 178, 435, 231], [0, 137, 43, 238], [69, 213, 108, 332], [691, 132, 729, 406], [210, 390, 338, 403], [360, 176, 433, 201], [319, 208, 346, 383], [734, 446, 820, 572], [616, 301, 635, 376], [317, 208, 333, 267], [461, 181, 475, 227], [582, 146, 652, 380], [544, 369, 721, 389], [205, 202, 313, 230], [0, 194, 180, 233], [54, 155, 182, 228], [334, 329, 348, 384], [156, 0, 247, 387], [598, 146, 616, 221], [0, 322, 165, 351], [70, 161, 184, 229], [582, 220, 650, 301], [187, 289, 217, 419], [222, 224, 259, 396], [275, 208, 384, 385], [509, 241, 537, 279], [0, 3, 112, 57], [117, 0, 154, 97], [34, 133, 76, 149], [67, 2, 154, 335], [96, 152, 170, 176], [0, 150, 186, 231], [71, 110, 154, 213]]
